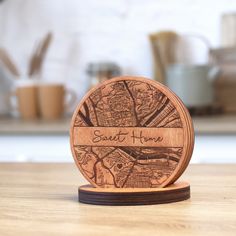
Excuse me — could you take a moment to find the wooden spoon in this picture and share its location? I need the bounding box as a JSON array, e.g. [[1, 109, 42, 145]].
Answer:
[[149, 31, 178, 84], [0, 48, 20, 76], [28, 32, 53, 77]]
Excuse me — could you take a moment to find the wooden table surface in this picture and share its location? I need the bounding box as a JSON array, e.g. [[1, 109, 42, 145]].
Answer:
[[0, 163, 235, 236]]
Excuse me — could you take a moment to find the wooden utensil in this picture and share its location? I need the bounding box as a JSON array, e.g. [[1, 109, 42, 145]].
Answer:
[[28, 32, 53, 77], [0, 48, 20, 76], [149, 31, 178, 84]]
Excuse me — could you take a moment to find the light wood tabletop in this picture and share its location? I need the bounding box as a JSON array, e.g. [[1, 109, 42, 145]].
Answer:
[[0, 163, 235, 236]]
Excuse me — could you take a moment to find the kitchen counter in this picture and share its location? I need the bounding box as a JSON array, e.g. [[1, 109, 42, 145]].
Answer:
[[0, 115, 236, 135], [0, 116, 71, 135], [0, 116, 236, 163], [0, 163, 235, 235], [193, 115, 236, 134]]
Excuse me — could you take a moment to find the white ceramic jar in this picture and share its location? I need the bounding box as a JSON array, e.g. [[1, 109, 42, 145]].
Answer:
[[166, 64, 220, 107]]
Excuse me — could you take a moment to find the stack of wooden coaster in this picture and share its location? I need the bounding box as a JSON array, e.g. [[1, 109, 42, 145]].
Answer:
[[70, 76, 194, 205]]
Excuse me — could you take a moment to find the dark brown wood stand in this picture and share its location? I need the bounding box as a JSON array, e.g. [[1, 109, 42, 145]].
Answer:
[[79, 182, 190, 205], [70, 76, 194, 205]]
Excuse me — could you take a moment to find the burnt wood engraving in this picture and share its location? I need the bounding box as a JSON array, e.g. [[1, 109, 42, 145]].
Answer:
[[71, 78, 188, 188]]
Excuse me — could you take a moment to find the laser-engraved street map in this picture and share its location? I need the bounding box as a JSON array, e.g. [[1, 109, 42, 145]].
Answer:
[[71, 77, 188, 188]]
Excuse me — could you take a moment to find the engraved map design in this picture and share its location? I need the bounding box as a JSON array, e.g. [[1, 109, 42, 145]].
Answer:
[[72, 80, 183, 188]]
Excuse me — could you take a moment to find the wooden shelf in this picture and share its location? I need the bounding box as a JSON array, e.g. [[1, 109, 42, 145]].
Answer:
[[193, 115, 236, 134], [0, 116, 70, 135], [0, 115, 236, 135]]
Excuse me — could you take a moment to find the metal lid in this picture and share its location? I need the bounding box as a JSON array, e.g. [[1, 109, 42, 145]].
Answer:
[[86, 62, 121, 76]]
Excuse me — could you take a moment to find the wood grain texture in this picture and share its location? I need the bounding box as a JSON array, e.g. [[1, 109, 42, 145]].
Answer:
[[79, 182, 190, 205], [70, 76, 194, 188], [0, 163, 236, 236]]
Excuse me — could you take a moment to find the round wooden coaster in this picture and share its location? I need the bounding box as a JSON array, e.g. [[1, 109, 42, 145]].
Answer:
[[170, 95, 194, 184], [70, 76, 194, 188], [79, 181, 190, 205]]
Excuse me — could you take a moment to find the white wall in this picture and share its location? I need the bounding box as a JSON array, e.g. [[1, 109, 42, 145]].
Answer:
[[0, 0, 236, 100]]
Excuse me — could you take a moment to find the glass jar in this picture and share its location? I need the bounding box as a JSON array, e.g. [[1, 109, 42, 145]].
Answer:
[[86, 62, 121, 89]]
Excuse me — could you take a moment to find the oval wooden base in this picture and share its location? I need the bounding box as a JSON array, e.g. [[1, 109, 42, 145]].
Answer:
[[78, 181, 190, 206]]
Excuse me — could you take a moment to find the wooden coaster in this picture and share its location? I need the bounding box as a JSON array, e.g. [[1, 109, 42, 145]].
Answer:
[[70, 76, 194, 188], [170, 95, 194, 184], [79, 181, 190, 205]]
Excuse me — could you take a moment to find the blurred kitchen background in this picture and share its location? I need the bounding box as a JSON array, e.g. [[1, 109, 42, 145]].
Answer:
[[0, 0, 236, 163]]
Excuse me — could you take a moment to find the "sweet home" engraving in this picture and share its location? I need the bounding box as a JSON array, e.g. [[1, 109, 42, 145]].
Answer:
[[73, 127, 183, 147], [92, 130, 163, 144]]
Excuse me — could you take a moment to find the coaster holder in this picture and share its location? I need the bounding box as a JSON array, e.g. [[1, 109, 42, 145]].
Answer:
[[78, 182, 190, 205], [70, 76, 194, 206]]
